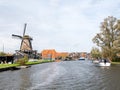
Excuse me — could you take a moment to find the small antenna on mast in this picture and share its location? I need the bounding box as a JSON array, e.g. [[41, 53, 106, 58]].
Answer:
[[3, 44, 4, 53]]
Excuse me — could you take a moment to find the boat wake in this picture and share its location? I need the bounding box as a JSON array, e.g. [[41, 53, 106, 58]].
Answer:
[[28, 62, 66, 90]]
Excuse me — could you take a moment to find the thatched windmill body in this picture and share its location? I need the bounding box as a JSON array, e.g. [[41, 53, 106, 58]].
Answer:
[[12, 23, 37, 59]]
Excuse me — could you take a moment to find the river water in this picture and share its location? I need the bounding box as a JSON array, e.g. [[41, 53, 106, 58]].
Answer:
[[0, 60, 120, 90]]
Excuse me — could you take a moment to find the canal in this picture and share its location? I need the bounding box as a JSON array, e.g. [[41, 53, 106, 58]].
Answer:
[[0, 60, 120, 90]]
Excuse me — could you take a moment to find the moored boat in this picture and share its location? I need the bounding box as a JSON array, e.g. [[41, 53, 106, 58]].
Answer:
[[96, 59, 111, 66], [78, 57, 85, 60], [98, 62, 111, 66]]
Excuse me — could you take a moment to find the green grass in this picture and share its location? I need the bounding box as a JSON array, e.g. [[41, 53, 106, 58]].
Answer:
[[111, 62, 120, 65], [26, 61, 40, 65], [0, 64, 19, 69]]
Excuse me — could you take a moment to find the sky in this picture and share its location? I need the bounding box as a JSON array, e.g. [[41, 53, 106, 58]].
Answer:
[[0, 0, 120, 53]]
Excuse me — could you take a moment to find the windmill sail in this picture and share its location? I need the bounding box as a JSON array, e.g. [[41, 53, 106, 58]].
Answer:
[[23, 23, 27, 36], [12, 34, 22, 39]]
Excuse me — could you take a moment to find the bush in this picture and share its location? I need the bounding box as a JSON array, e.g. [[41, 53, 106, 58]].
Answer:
[[16, 55, 28, 65], [112, 57, 120, 62]]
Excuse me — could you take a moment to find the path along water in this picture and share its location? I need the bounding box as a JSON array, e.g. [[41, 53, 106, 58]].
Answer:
[[0, 60, 120, 90]]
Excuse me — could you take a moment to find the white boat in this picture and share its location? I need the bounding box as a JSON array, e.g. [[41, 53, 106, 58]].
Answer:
[[98, 62, 111, 66], [94, 59, 111, 66], [79, 57, 85, 60]]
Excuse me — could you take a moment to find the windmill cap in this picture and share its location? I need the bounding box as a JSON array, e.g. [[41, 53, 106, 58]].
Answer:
[[23, 35, 33, 40]]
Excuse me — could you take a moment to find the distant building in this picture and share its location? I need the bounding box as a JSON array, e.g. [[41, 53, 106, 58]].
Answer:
[[0, 53, 14, 64], [41, 49, 68, 60], [80, 52, 87, 58], [56, 52, 69, 60], [41, 49, 56, 60], [68, 52, 88, 60]]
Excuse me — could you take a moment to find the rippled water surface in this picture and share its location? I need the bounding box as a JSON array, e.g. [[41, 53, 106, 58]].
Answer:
[[0, 60, 120, 90]]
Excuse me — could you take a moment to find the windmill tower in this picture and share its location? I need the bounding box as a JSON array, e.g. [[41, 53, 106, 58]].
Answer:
[[12, 23, 37, 59]]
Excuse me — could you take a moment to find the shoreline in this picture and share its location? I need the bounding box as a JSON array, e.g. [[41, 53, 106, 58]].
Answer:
[[0, 60, 54, 72], [1, 60, 120, 72]]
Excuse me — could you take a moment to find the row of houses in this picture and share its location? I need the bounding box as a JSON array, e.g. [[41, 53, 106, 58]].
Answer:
[[0, 49, 90, 63], [41, 49, 90, 60]]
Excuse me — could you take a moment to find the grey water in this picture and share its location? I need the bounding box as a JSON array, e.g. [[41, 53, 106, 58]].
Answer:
[[0, 60, 120, 90]]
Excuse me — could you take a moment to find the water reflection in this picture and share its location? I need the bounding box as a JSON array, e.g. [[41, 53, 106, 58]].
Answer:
[[19, 69, 32, 89], [100, 66, 110, 69]]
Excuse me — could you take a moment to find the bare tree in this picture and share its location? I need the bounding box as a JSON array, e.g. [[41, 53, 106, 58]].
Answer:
[[92, 16, 120, 61]]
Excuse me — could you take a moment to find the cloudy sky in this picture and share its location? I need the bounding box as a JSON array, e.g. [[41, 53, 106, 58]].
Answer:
[[0, 0, 120, 53]]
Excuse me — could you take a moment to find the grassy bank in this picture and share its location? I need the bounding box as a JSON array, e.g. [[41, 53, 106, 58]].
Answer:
[[0, 60, 54, 69], [111, 62, 120, 65], [0, 64, 19, 69]]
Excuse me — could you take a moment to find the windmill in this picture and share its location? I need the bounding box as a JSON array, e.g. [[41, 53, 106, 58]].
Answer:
[[12, 23, 33, 52]]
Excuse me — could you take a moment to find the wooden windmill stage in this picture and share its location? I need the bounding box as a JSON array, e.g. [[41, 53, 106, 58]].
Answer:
[[12, 23, 37, 59]]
